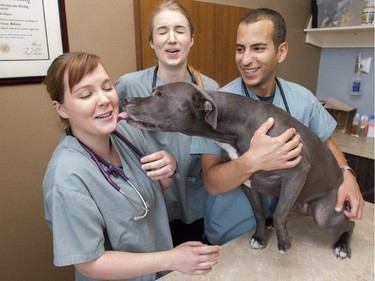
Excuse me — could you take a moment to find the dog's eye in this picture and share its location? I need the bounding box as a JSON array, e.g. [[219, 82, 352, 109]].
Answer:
[[155, 91, 165, 97]]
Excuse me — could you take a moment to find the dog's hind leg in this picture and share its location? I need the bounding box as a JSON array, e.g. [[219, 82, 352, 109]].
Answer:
[[312, 188, 355, 259], [332, 227, 354, 259]]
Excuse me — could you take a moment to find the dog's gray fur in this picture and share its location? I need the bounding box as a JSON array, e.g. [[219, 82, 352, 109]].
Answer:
[[121, 81, 354, 258]]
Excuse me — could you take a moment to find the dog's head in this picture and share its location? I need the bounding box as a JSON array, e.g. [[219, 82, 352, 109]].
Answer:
[[119, 82, 218, 134]]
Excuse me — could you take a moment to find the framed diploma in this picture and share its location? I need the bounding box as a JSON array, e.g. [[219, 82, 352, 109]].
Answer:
[[0, 0, 69, 86]]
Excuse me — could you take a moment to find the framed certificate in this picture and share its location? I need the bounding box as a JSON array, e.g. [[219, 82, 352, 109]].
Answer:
[[0, 0, 69, 85]]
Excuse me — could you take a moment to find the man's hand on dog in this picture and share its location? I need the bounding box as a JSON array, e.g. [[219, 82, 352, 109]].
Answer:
[[245, 118, 303, 173], [335, 172, 365, 220]]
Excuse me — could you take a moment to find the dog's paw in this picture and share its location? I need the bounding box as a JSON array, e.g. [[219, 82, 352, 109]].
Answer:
[[333, 245, 351, 259], [249, 236, 266, 249], [277, 239, 292, 254], [332, 231, 352, 259]]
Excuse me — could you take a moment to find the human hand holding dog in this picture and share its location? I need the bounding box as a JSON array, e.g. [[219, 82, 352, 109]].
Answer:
[[201, 118, 303, 194], [335, 172, 364, 219], [325, 138, 365, 220], [168, 241, 221, 275], [246, 118, 303, 173], [141, 150, 176, 189]]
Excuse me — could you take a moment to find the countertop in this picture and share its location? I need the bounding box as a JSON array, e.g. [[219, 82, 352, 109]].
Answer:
[[332, 132, 374, 160], [159, 203, 374, 281]]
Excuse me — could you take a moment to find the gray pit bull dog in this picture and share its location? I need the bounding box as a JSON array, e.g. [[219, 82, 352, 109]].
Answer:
[[119, 81, 355, 259]]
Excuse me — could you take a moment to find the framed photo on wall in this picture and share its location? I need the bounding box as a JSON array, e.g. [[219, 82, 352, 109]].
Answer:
[[0, 0, 69, 86]]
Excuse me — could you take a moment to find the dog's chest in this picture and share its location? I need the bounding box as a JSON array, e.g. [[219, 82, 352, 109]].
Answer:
[[214, 141, 239, 160], [213, 141, 252, 188]]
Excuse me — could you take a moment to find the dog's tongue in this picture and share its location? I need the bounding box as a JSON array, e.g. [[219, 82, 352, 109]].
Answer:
[[117, 112, 129, 121]]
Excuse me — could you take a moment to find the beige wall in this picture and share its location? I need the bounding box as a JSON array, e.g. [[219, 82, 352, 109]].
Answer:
[[0, 1, 319, 280], [0, 1, 136, 280]]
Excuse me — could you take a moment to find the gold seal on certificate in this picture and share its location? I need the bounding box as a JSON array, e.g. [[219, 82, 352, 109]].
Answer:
[[0, 43, 10, 54]]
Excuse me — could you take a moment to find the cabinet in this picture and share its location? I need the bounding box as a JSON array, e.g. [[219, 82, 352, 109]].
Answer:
[[304, 17, 374, 48], [345, 153, 374, 203], [332, 133, 374, 203]]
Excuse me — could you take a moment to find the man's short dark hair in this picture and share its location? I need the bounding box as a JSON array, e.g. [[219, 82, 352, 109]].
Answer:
[[240, 8, 287, 48]]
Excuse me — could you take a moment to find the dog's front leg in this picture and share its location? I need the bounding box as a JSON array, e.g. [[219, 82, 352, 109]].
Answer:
[[241, 185, 267, 249], [273, 174, 307, 254]]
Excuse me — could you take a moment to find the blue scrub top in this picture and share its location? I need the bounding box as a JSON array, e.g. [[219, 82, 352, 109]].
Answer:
[[43, 122, 173, 281]]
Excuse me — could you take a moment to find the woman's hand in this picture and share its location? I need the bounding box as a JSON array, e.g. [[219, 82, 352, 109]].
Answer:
[[75, 242, 221, 280], [169, 241, 221, 275], [141, 150, 176, 180]]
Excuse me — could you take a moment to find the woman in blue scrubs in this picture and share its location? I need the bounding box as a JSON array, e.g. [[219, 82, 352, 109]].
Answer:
[[43, 52, 221, 281], [115, 0, 219, 245]]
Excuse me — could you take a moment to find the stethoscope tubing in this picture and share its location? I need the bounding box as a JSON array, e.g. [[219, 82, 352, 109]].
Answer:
[[152, 65, 196, 91], [242, 77, 291, 115], [67, 129, 150, 221]]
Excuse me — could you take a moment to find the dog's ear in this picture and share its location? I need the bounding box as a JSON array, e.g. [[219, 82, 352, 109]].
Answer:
[[204, 100, 218, 129], [193, 88, 218, 129]]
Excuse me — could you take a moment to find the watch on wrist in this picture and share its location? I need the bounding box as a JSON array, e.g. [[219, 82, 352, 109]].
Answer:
[[340, 166, 356, 178]]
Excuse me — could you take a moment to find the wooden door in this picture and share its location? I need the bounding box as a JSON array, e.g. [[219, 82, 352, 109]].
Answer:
[[133, 0, 249, 87]]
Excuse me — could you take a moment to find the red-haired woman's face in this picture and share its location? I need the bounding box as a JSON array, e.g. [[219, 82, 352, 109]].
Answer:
[[53, 63, 118, 141]]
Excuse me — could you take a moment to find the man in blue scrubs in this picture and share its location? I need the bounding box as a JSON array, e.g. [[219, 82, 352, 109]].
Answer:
[[191, 8, 364, 245]]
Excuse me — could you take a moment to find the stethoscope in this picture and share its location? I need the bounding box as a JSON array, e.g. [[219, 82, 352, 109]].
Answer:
[[67, 129, 150, 221], [152, 65, 196, 91], [241, 77, 291, 115]]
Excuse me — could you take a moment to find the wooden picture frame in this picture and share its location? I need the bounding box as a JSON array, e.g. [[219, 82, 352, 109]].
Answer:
[[0, 0, 69, 86]]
